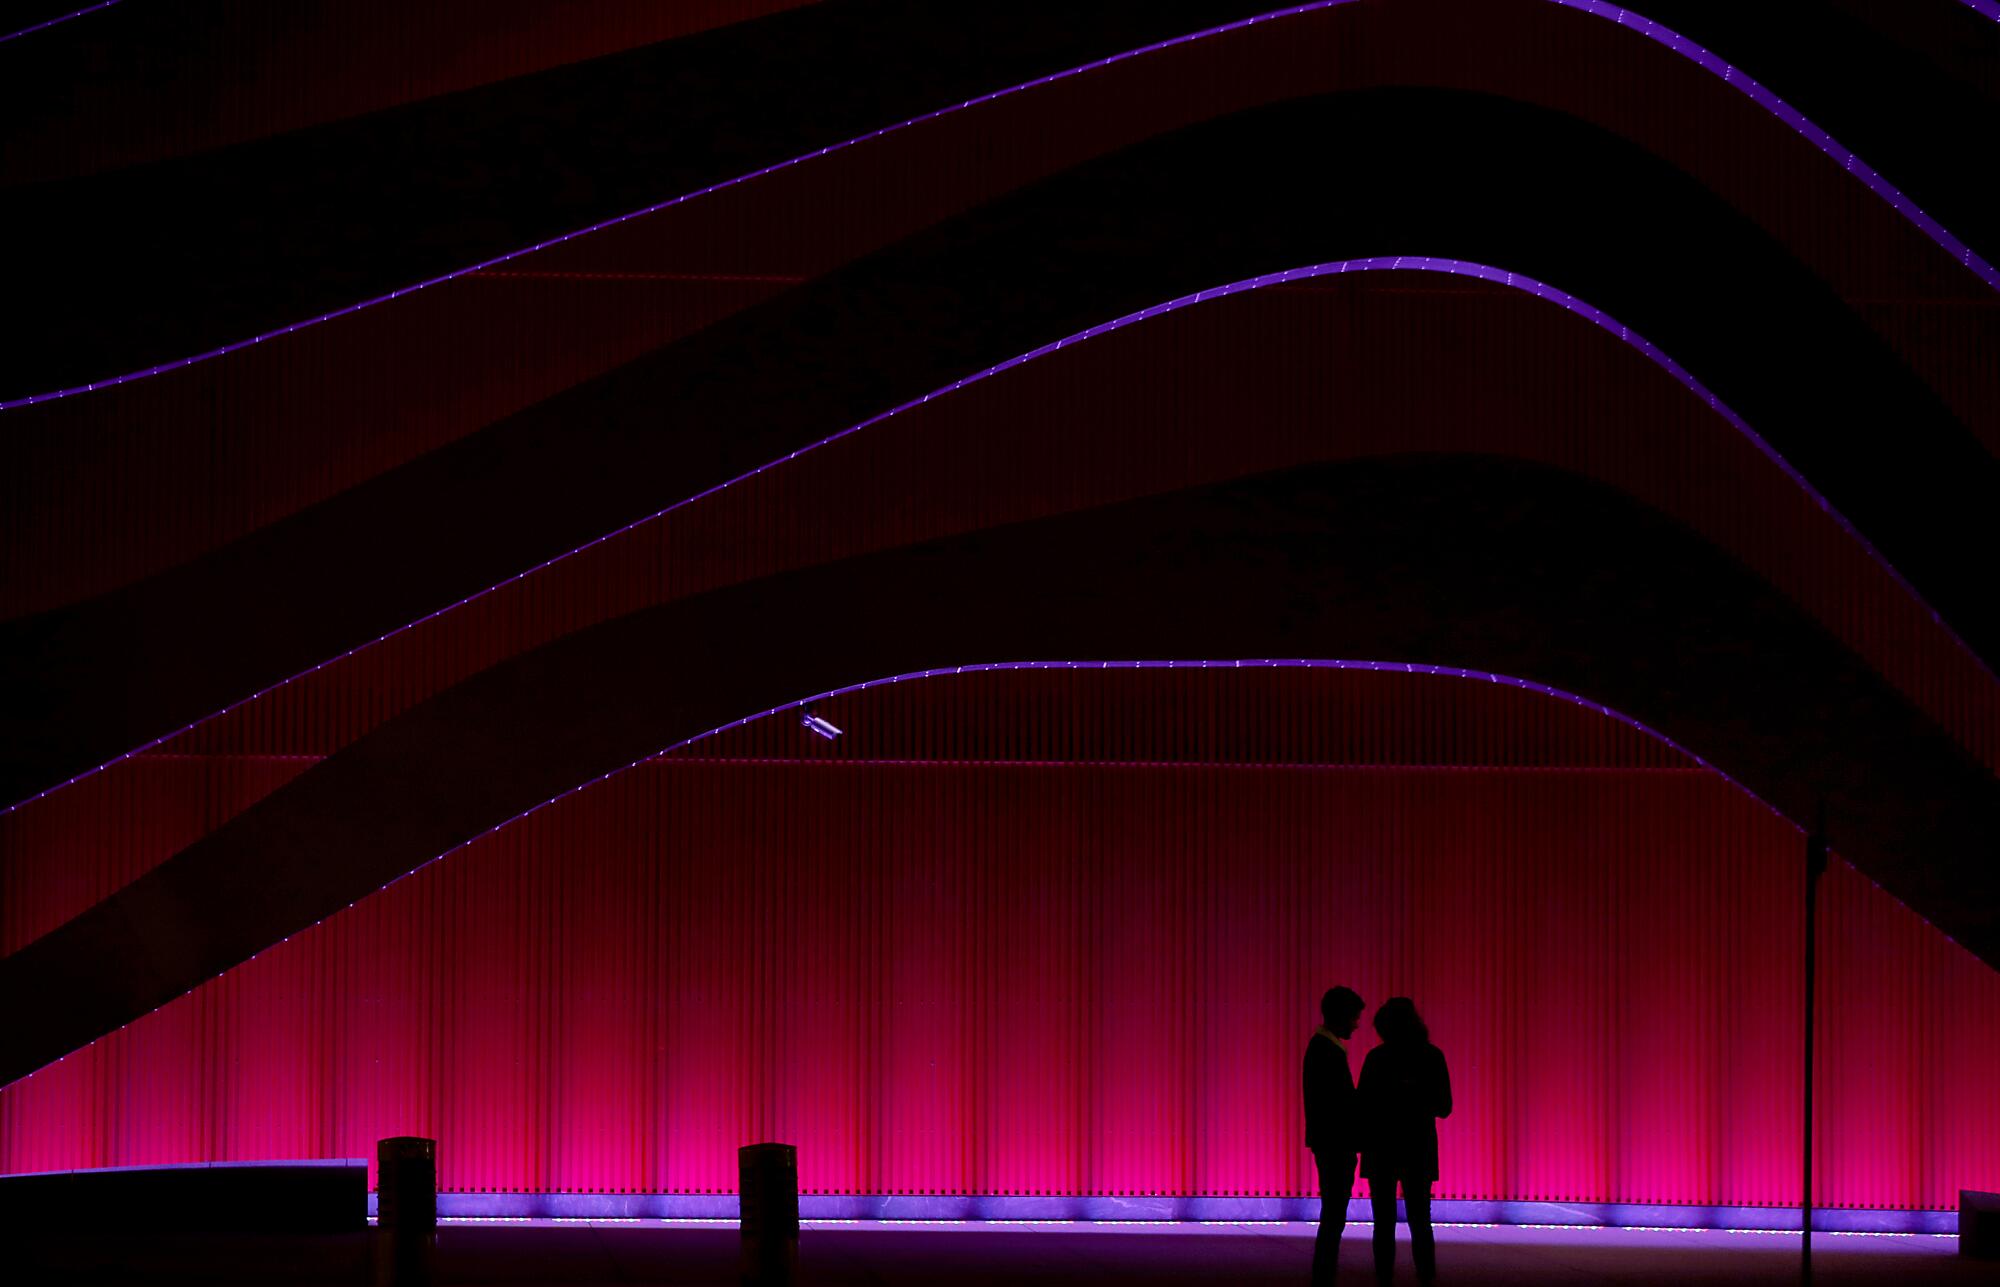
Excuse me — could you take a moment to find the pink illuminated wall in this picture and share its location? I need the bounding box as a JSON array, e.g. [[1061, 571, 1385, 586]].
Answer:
[[2, 670, 1993, 1209]]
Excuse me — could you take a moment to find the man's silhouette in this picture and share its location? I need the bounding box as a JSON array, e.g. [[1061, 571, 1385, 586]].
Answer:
[[1304, 985, 1365, 1285]]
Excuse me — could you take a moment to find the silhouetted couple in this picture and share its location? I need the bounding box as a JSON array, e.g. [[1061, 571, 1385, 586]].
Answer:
[[1304, 987, 1453, 1285]]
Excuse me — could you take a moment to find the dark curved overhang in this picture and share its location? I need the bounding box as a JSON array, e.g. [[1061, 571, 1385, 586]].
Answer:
[[7, 263, 1990, 966], [9, 0, 1997, 622], [12, 0, 1997, 626], [0, 0, 814, 181], [6, 1, 1990, 193], [3, 455, 1992, 1084], [1825, 0, 2000, 108], [0, 0, 1285, 392], [3, 0, 1995, 403], [3, 89, 1991, 807]]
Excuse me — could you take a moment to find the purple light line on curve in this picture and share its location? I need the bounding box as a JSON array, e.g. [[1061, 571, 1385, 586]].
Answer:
[[1955, 1, 2000, 23], [1550, 0, 1997, 286], [6, 256, 1985, 820], [6, 0, 1996, 414], [0, 0, 124, 47], [0, 2, 1352, 412], [16, 656, 1848, 1083]]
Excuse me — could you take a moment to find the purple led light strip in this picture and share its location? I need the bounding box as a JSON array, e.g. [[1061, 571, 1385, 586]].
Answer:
[[5, 0, 1995, 413], [0, 0, 124, 47], [1550, 1, 1996, 286], [7, 256, 1985, 820], [400, 1192, 1955, 1233], [1956, 1, 2000, 23]]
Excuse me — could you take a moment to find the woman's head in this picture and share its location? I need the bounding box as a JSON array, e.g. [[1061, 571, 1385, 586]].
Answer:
[[1373, 996, 1428, 1045]]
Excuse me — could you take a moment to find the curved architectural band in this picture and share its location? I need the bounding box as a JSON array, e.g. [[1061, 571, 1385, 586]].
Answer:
[[3, 457, 1992, 1083], [5, 0, 1995, 409], [8, 91, 1992, 810]]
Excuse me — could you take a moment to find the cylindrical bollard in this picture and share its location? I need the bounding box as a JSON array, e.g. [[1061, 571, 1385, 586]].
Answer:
[[739, 1143, 799, 1287], [377, 1137, 437, 1233], [375, 1138, 437, 1287]]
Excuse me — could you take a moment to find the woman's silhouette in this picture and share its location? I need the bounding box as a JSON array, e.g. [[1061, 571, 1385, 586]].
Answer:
[[1358, 997, 1452, 1285]]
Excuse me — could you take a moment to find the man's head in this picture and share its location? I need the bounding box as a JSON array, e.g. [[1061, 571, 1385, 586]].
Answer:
[[1320, 985, 1365, 1038]]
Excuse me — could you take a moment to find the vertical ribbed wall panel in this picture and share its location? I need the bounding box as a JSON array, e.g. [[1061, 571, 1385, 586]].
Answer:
[[0, 667, 1676, 953], [1817, 858, 2000, 1209], [3, 752, 1993, 1209]]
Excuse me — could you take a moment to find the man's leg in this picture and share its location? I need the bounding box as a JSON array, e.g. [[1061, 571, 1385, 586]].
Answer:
[[1312, 1150, 1354, 1284], [1370, 1182, 1399, 1284], [1407, 1181, 1435, 1283]]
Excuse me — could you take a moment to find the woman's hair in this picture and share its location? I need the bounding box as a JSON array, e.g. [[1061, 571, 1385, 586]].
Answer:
[[1373, 996, 1429, 1045]]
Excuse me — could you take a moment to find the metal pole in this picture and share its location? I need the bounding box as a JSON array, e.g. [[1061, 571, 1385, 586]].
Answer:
[[1802, 808, 1828, 1283]]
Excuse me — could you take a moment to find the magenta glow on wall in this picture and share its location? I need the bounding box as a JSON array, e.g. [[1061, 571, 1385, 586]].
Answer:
[[1, 669, 1992, 1210]]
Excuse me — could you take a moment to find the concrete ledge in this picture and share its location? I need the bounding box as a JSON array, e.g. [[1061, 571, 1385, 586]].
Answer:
[[1, 1160, 367, 1233], [1961, 1190, 1998, 1258]]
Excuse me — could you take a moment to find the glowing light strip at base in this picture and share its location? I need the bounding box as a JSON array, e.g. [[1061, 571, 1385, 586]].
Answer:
[[6, 0, 1993, 412], [377, 1190, 1959, 1234], [11, 257, 1978, 821], [0, 0, 124, 47]]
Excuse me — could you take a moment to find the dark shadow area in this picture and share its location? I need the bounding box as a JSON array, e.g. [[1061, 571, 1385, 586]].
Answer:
[[4, 89, 1991, 810], [4, 456, 1993, 1081], [2, 1, 1996, 396], [0, 0, 1281, 393]]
